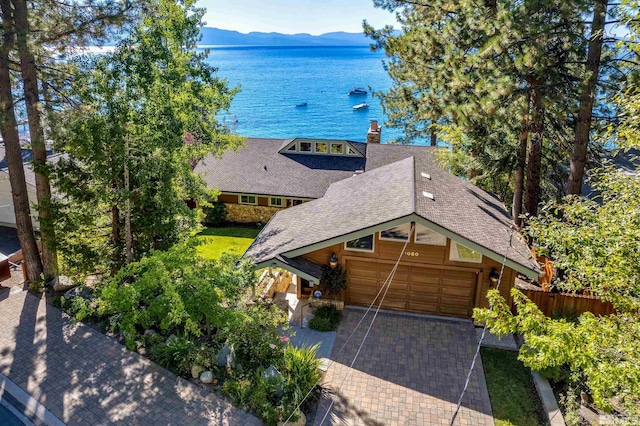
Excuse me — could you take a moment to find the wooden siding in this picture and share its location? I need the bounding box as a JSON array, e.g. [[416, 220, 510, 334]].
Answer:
[[520, 289, 615, 317], [300, 228, 518, 316]]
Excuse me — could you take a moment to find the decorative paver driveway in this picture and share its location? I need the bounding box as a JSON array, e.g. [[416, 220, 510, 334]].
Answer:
[[0, 289, 261, 425], [313, 309, 494, 426]]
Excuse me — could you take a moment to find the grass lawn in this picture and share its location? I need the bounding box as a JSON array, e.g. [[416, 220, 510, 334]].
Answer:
[[481, 347, 546, 426], [195, 226, 262, 260]]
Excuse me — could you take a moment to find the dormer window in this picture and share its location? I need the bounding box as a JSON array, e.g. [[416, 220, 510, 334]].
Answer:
[[331, 143, 344, 154], [299, 142, 312, 152], [279, 139, 363, 157], [315, 142, 328, 153]]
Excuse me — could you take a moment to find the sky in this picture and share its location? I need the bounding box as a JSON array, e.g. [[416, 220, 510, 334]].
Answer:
[[200, 0, 399, 35]]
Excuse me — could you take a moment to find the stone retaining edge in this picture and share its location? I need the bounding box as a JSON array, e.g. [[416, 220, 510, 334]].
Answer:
[[531, 370, 566, 426], [0, 372, 66, 426]]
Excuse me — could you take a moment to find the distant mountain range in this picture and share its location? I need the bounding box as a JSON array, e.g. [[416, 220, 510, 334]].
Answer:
[[198, 28, 372, 46]]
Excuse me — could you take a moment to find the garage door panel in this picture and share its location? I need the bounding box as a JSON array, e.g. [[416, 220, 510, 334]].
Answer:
[[346, 259, 478, 318], [441, 286, 475, 298]]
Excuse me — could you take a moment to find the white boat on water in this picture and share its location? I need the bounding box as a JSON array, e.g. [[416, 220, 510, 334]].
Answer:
[[352, 103, 369, 111]]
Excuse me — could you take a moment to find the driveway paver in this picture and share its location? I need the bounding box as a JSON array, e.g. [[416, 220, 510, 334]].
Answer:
[[0, 289, 261, 425], [313, 308, 494, 426]]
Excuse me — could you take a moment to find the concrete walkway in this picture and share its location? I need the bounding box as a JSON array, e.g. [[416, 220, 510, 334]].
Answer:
[[314, 309, 494, 426], [0, 288, 261, 425]]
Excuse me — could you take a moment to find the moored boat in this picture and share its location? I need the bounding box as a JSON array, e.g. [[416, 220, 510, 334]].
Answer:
[[352, 103, 369, 110], [349, 88, 367, 96], [295, 102, 307, 107]]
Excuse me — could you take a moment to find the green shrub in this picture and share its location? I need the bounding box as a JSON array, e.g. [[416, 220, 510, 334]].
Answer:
[[279, 343, 321, 409], [203, 201, 227, 226], [221, 304, 288, 371], [153, 336, 195, 374], [308, 305, 342, 331], [308, 316, 332, 331]]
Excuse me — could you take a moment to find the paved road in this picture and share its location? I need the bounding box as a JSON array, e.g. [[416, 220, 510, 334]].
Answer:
[[0, 289, 261, 425]]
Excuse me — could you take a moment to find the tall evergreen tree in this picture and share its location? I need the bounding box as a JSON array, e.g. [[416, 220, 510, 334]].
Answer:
[[0, 0, 42, 281], [366, 0, 588, 217], [52, 0, 241, 274]]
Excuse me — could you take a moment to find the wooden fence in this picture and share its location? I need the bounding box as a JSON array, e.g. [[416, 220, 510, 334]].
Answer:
[[520, 289, 615, 317]]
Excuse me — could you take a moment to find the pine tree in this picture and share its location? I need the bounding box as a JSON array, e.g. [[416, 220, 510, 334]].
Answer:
[[366, 0, 588, 217]]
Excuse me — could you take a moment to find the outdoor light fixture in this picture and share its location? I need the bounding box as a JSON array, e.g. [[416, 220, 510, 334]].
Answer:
[[489, 268, 500, 287], [329, 253, 339, 269]]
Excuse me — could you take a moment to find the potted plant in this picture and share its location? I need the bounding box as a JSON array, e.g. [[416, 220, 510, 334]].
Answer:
[[314, 264, 346, 309]]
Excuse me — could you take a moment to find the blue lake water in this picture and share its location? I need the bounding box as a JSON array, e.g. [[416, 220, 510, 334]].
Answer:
[[204, 46, 406, 143]]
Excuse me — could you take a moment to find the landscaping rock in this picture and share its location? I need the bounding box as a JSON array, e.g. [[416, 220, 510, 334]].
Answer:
[[199, 371, 214, 384], [51, 276, 77, 292], [166, 334, 178, 344], [64, 286, 94, 300], [137, 347, 147, 356], [191, 365, 205, 379], [263, 365, 282, 383], [217, 342, 235, 368], [144, 329, 157, 338]]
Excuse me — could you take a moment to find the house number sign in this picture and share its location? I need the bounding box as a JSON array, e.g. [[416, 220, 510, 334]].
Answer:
[[405, 251, 419, 257]]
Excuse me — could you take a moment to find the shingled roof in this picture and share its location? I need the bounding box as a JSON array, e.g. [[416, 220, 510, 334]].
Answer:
[[194, 138, 368, 199], [244, 149, 540, 278]]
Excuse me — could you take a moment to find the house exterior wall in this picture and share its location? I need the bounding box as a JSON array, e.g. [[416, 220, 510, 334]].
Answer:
[[217, 192, 312, 224], [0, 171, 39, 229], [299, 228, 516, 314]]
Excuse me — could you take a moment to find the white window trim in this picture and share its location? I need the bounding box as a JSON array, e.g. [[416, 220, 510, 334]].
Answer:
[[268, 197, 285, 207], [414, 224, 447, 246], [449, 241, 483, 263], [344, 235, 375, 253], [284, 142, 297, 152], [238, 194, 257, 205], [378, 224, 411, 242]]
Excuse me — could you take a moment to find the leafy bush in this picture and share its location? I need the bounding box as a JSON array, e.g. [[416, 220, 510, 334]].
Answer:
[[308, 305, 342, 331], [154, 336, 195, 374], [90, 240, 255, 349], [319, 264, 346, 298], [308, 316, 332, 331], [279, 344, 321, 409], [221, 304, 288, 371], [203, 201, 227, 226]]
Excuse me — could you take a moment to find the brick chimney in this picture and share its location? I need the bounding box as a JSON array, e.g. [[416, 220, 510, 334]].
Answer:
[[366, 120, 381, 144]]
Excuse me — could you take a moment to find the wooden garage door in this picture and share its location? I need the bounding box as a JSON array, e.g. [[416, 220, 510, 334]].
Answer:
[[346, 259, 478, 318]]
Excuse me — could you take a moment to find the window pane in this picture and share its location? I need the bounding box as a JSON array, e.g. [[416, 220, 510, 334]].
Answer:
[[345, 235, 374, 251], [300, 142, 311, 152], [286, 144, 296, 151], [415, 224, 447, 246], [347, 147, 357, 155], [380, 224, 411, 241], [450, 242, 482, 263], [292, 199, 303, 206], [240, 195, 256, 204], [315, 142, 327, 153], [331, 143, 344, 154], [270, 197, 282, 206]]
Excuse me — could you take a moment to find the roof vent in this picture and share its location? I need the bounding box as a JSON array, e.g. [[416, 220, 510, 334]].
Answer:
[[422, 191, 435, 200], [421, 172, 431, 180]]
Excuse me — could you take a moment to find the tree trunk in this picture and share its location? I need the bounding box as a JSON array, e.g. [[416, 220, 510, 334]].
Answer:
[[430, 129, 437, 146], [124, 136, 132, 264], [12, 0, 58, 279], [566, 0, 607, 195], [0, 0, 43, 282], [525, 86, 544, 216], [512, 127, 528, 227], [111, 202, 121, 273]]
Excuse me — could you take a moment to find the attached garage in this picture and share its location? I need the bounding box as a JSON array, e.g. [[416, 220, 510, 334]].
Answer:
[[345, 259, 479, 318]]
